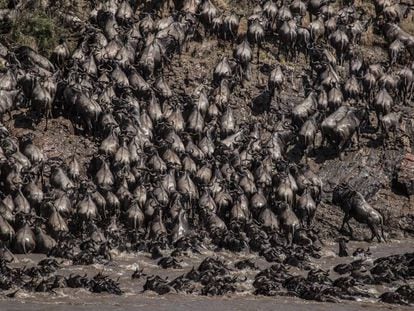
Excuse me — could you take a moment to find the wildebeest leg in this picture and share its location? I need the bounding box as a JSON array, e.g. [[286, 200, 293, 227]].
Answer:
[[380, 223, 386, 242], [246, 63, 251, 81], [321, 134, 326, 149], [368, 224, 375, 241], [383, 128, 390, 149], [311, 138, 317, 157], [368, 224, 381, 242], [39, 164, 46, 188], [144, 222, 151, 240], [341, 214, 353, 238], [383, 134, 388, 149], [287, 226, 295, 245], [340, 213, 350, 232], [338, 141, 346, 161], [293, 44, 298, 63], [355, 128, 360, 149], [310, 207, 317, 228], [87, 119, 93, 135], [81, 220, 86, 235], [186, 200, 194, 226], [375, 111, 381, 130], [304, 147, 309, 164], [300, 217, 306, 229], [193, 202, 201, 227], [307, 213, 312, 228], [44, 110, 49, 131], [376, 227, 382, 243], [346, 220, 354, 239]]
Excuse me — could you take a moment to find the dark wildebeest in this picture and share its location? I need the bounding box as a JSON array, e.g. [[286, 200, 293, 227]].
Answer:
[[332, 183, 386, 242]]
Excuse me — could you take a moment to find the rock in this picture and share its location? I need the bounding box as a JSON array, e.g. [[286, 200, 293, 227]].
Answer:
[[320, 149, 390, 200], [396, 153, 414, 196]]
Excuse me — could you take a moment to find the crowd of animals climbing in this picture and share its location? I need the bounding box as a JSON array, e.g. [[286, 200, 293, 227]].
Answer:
[[0, 0, 413, 306]]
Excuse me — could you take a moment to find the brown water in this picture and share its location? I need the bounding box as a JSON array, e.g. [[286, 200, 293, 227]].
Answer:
[[1, 239, 413, 310], [2, 296, 411, 311]]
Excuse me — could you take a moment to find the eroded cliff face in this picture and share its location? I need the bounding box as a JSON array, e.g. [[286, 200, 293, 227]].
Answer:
[[4, 1, 414, 239], [0, 0, 413, 306]]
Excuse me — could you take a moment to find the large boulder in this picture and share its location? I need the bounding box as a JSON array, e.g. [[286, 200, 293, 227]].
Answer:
[[318, 148, 398, 201]]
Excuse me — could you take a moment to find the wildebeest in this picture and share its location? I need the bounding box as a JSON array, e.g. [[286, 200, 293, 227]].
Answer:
[[322, 106, 364, 159], [295, 190, 317, 228], [299, 114, 318, 160], [332, 183, 386, 242], [380, 111, 402, 146], [0, 0, 407, 299]]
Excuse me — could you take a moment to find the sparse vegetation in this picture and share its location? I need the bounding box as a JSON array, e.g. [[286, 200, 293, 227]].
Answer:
[[0, 1, 68, 55], [10, 10, 59, 53]]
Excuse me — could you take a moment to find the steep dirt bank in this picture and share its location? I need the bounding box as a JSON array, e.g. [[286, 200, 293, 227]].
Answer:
[[4, 21, 414, 242]]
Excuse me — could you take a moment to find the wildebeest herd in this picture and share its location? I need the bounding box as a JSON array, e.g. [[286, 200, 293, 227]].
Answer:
[[0, 0, 413, 306]]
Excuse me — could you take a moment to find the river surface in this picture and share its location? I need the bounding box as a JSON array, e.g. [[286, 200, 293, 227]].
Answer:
[[1, 239, 413, 310]]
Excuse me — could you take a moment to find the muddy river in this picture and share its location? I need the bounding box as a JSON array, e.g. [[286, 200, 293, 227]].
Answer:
[[1, 239, 412, 310]]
